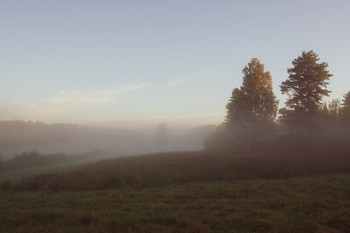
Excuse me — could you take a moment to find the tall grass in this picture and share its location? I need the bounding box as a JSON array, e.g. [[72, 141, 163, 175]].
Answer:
[[4, 139, 350, 192]]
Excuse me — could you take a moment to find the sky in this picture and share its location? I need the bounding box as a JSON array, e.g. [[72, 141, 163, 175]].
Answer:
[[1, 0, 350, 128]]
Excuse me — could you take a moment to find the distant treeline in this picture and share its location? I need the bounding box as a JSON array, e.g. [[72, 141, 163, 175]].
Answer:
[[0, 120, 214, 158], [0, 120, 135, 156]]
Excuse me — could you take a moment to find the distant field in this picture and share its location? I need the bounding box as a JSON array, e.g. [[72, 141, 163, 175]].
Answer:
[[1, 173, 350, 233]]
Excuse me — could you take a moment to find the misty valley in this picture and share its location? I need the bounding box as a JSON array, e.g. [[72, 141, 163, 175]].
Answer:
[[2, 0, 350, 231], [2, 50, 350, 232], [1, 118, 350, 233], [0, 120, 214, 157]]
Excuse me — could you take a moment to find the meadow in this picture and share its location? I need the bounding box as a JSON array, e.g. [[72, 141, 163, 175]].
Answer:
[[1, 136, 350, 232], [4, 138, 350, 192], [1, 174, 350, 233]]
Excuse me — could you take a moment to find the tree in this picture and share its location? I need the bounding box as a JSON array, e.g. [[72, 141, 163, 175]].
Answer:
[[318, 99, 341, 127], [225, 58, 278, 141], [280, 50, 333, 137], [340, 91, 350, 125], [328, 99, 341, 123]]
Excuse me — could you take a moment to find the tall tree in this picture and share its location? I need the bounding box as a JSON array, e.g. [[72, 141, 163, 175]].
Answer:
[[280, 50, 333, 135], [225, 58, 278, 140], [340, 91, 350, 125]]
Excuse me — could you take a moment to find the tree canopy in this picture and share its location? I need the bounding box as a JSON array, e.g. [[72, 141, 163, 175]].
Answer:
[[225, 58, 278, 140], [279, 50, 332, 134], [340, 91, 350, 124]]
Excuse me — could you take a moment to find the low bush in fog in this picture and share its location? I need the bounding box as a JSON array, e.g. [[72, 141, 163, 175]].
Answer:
[[0, 151, 69, 173]]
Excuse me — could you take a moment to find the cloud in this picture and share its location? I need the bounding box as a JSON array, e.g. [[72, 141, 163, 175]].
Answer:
[[55, 84, 147, 108], [166, 78, 186, 87], [1, 84, 148, 121], [141, 112, 224, 125]]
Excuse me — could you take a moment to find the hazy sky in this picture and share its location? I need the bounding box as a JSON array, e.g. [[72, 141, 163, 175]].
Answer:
[[1, 0, 350, 128]]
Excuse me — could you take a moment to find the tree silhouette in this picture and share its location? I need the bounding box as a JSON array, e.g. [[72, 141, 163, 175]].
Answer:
[[280, 50, 332, 138], [225, 58, 278, 142], [318, 99, 341, 127], [340, 91, 350, 125]]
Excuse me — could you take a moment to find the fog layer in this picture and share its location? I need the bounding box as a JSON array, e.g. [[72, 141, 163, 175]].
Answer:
[[0, 121, 216, 158]]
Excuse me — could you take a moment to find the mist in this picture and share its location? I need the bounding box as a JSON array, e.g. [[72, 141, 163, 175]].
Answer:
[[0, 120, 216, 159]]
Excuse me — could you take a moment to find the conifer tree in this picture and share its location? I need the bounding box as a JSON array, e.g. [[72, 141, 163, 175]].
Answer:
[[340, 91, 350, 125], [280, 50, 332, 135]]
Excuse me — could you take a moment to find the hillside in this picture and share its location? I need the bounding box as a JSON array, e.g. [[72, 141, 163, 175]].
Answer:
[[1, 134, 350, 232], [4, 137, 350, 192]]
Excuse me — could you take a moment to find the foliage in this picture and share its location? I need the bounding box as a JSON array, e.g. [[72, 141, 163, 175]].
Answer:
[[279, 50, 333, 137], [225, 58, 278, 142], [317, 99, 341, 127], [204, 124, 233, 149], [340, 91, 350, 125]]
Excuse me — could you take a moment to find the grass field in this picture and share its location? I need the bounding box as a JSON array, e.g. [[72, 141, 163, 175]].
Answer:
[[4, 140, 350, 192], [1, 173, 350, 233], [1, 139, 350, 232]]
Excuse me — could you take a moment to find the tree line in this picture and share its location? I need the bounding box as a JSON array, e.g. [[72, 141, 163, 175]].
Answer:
[[206, 50, 350, 148]]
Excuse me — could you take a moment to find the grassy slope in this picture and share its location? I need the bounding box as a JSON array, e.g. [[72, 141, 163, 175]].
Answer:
[[1, 138, 350, 232], [1, 173, 350, 233], [6, 140, 350, 192]]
